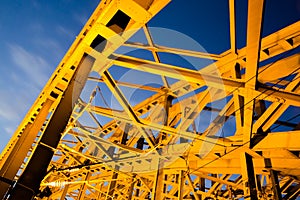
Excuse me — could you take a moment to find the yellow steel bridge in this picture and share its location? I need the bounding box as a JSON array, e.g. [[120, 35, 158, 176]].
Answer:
[[1, 0, 300, 199]]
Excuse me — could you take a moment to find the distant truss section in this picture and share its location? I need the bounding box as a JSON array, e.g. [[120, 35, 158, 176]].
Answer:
[[1, 0, 300, 199]]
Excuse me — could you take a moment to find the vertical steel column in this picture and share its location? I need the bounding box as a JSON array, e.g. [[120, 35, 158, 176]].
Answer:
[[199, 177, 205, 200], [178, 171, 185, 200], [243, 0, 265, 144], [107, 171, 119, 200], [270, 170, 282, 200], [135, 180, 141, 197], [240, 152, 258, 200], [127, 177, 135, 199], [152, 94, 172, 199], [152, 158, 165, 200], [265, 158, 282, 200]]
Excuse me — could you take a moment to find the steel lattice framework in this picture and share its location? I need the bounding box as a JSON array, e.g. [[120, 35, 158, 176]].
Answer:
[[1, 0, 300, 199]]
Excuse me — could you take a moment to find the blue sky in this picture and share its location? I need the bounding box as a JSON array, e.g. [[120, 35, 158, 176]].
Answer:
[[0, 0, 299, 152], [0, 0, 99, 151]]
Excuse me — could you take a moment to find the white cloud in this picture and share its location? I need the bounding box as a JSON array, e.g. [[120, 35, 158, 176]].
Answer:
[[0, 91, 22, 121], [0, 85, 30, 146], [0, 76, 37, 122], [30, 0, 41, 10], [8, 43, 51, 87], [73, 13, 89, 25], [33, 37, 65, 59], [0, 43, 53, 138], [56, 25, 75, 39], [4, 126, 15, 135], [29, 22, 44, 33]]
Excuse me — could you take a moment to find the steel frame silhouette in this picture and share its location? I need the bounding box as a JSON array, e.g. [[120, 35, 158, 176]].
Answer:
[[1, 0, 300, 199]]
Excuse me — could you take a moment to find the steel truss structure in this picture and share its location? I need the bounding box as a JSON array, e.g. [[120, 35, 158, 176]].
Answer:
[[1, 0, 300, 199]]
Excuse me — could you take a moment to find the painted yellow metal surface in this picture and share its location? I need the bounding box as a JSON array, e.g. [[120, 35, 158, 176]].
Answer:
[[1, 0, 300, 199]]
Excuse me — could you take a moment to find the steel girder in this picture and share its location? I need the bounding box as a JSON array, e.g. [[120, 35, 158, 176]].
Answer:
[[1, 0, 300, 199]]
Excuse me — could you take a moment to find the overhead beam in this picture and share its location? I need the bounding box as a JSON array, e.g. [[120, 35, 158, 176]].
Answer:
[[113, 55, 300, 106]]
